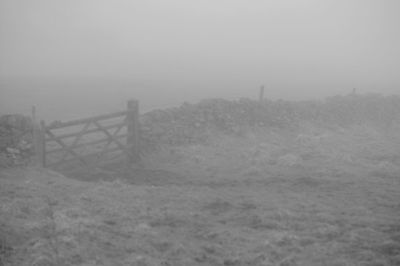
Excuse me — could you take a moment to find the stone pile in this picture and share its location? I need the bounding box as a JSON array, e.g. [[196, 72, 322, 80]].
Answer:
[[0, 114, 33, 167]]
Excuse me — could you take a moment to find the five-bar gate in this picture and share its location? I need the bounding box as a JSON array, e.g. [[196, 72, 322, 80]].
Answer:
[[33, 100, 140, 171]]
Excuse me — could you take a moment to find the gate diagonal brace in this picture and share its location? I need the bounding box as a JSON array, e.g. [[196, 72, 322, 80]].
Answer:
[[45, 128, 87, 167], [91, 121, 125, 167], [93, 121, 127, 153], [60, 121, 92, 162]]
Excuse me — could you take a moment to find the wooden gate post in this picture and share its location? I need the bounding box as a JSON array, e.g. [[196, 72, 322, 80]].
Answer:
[[126, 99, 140, 167], [32, 114, 46, 168], [259, 85, 265, 102]]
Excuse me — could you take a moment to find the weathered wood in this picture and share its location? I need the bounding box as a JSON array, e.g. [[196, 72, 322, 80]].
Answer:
[[31, 106, 36, 121], [45, 121, 126, 142], [126, 99, 140, 165], [46, 110, 127, 130], [60, 121, 92, 162], [93, 121, 127, 152], [32, 106, 39, 165], [44, 127, 87, 167], [46, 134, 127, 154], [38, 100, 141, 171], [33, 113, 45, 167], [45, 118, 126, 169], [39, 121, 46, 167], [90, 121, 126, 168], [259, 85, 265, 102]]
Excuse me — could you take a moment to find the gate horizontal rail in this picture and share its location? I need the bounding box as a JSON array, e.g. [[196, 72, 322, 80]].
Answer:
[[45, 121, 126, 141], [46, 110, 128, 130]]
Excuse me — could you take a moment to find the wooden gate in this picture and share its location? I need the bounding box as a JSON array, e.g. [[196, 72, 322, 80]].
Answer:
[[33, 100, 140, 170]]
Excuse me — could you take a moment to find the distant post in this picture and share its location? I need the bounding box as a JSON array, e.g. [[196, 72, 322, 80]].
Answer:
[[31, 106, 36, 121], [259, 85, 265, 102], [39, 121, 46, 167], [32, 107, 46, 168], [126, 99, 140, 167]]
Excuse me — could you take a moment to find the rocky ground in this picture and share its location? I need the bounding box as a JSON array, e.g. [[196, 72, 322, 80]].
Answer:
[[1, 122, 400, 266]]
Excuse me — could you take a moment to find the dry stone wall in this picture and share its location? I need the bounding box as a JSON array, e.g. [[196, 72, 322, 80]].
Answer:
[[139, 94, 400, 149]]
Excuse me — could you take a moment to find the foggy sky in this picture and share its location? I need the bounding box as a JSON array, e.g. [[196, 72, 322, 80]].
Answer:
[[1, 0, 400, 119]]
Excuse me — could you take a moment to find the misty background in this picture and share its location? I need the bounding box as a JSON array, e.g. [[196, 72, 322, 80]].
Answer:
[[1, 0, 399, 121]]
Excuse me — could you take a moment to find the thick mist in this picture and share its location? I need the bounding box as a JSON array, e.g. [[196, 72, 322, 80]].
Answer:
[[1, 0, 399, 121]]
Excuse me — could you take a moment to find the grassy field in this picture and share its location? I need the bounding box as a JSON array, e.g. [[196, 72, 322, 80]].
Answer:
[[1, 123, 400, 266]]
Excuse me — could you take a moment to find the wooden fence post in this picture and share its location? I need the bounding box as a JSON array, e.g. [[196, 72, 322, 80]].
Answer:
[[259, 85, 265, 102], [31, 106, 36, 122], [32, 110, 46, 168], [126, 99, 140, 167], [39, 120, 46, 167]]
